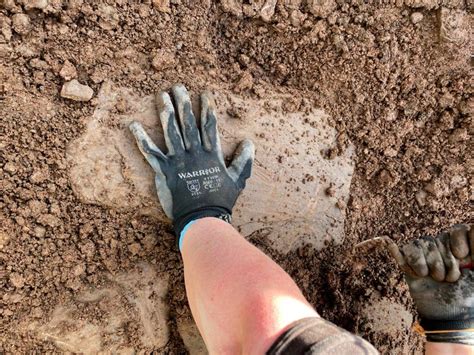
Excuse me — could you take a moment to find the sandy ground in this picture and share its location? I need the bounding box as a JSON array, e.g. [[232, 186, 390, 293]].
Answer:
[[1, 0, 472, 353]]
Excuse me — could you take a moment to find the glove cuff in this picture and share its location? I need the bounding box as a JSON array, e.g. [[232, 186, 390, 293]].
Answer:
[[421, 318, 474, 345], [173, 207, 232, 238]]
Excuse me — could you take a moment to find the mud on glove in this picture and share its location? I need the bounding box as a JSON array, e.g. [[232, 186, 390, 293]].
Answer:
[[385, 224, 474, 345], [129, 84, 254, 239]]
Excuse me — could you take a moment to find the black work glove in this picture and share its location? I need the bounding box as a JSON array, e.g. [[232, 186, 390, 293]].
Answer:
[[129, 84, 255, 237], [385, 224, 474, 346]]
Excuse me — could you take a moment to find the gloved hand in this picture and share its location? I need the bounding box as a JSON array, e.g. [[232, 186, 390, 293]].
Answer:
[[129, 84, 255, 239], [385, 224, 474, 345]]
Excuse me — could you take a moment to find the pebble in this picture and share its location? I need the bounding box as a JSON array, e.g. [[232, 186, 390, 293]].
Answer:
[[12, 13, 31, 35], [24, 0, 48, 10], [4, 162, 17, 174], [59, 60, 77, 80], [9, 273, 25, 288], [60, 80, 94, 102], [260, 0, 277, 22], [410, 12, 423, 24], [152, 0, 171, 13], [415, 190, 427, 206]]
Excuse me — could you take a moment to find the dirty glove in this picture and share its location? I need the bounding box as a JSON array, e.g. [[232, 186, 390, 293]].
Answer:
[[129, 84, 254, 240], [385, 224, 474, 345]]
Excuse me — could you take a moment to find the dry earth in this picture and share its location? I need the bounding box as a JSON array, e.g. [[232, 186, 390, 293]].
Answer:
[[1, 0, 472, 353]]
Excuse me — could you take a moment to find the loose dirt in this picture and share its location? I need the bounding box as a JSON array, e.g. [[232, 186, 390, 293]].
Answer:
[[1, 0, 472, 353]]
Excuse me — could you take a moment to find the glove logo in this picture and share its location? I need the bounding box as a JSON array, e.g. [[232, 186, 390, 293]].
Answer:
[[186, 179, 201, 194]]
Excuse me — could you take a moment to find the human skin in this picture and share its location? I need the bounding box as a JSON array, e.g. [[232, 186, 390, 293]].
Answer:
[[181, 217, 319, 354]]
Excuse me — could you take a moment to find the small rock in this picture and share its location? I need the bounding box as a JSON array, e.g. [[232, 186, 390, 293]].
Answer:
[[34, 226, 46, 238], [3, 162, 17, 174], [0, 230, 10, 249], [260, 0, 277, 22], [97, 4, 120, 30], [30, 169, 48, 184], [325, 184, 335, 197], [335, 199, 345, 210], [424, 179, 448, 198], [448, 128, 468, 143], [151, 49, 175, 71], [290, 10, 307, 27], [24, 0, 48, 10], [306, 0, 336, 18], [59, 60, 77, 80], [128, 242, 141, 255], [61, 80, 94, 102], [37, 213, 61, 227], [12, 13, 31, 35], [9, 272, 25, 288], [73, 263, 85, 277], [415, 190, 427, 206], [220, 0, 243, 17], [152, 0, 171, 13], [233, 71, 253, 92], [0, 14, 12, 42], [410, 12, 423, 24], [384, 147, 398, 157]]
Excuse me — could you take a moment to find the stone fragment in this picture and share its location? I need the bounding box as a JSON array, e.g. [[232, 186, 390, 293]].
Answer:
[[97, 5, 120, 30], [9, 272, 25, 288], [68, 82, 355, 253], [59, 60, 77, 80], [306, 0, 336, 18], [0, 14, 12, 41], [410, 12, 423, 23], [24, 0, 48, 10], [61, 80, 94, 102], [34, 226, 46, 238], [4, 162, 18, 174], [37, 214, 61, 227], [12, 13, 31, 35], [152, 0, 171, 13], [233, 71, 253, 92], [260, 0, 277, 22], [438, 8, 469, 45], [220, 0, 243, 17], [415, 190, 427, 206], [404, 0, 440, 10]]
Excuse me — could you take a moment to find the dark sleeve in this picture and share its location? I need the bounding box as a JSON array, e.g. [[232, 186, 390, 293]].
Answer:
[[266, 317, 379, 355]]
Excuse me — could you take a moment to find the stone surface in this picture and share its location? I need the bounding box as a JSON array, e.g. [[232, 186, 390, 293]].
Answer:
[[31, 263, 169, 352], [177, 318, 207, 355], [60, 80, 94, 102], [67, 82, 355, 253], [438, 8, 470, 45]]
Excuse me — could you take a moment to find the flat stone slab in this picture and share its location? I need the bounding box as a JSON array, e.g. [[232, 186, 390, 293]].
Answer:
[[30, 263, 169, 352], [67, 82, 354, 253]]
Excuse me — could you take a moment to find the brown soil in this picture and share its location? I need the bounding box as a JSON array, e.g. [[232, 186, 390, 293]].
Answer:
[[1, 0, 472, 353]]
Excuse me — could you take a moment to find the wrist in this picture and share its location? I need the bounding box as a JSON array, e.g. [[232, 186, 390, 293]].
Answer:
[[174, 207, 232, 247]]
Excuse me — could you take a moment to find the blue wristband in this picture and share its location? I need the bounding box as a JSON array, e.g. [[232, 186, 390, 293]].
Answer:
[[179, 220, 197, 251]]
